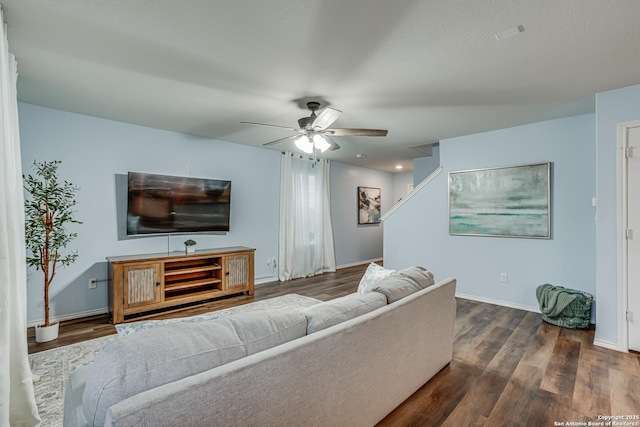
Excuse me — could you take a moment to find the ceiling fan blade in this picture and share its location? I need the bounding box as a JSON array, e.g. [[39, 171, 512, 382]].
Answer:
[[262, 134, 300, 146], [241, 121, 299, 132], [324, 136, 341, 151], [312, 107, 342, 130], [326, 128, 388, 137]]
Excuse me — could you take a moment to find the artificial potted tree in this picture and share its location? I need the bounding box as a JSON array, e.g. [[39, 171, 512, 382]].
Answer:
[[24, 160, 81, 342]]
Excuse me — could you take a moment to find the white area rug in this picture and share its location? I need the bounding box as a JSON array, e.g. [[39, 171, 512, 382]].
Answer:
[[28, 293, 321, 427]]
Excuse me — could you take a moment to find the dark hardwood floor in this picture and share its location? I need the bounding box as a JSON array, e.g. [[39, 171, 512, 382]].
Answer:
[[27, 264, 640, 426]]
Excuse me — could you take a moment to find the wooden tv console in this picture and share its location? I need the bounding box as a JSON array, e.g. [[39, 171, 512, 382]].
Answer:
[[107, 246, 255, 324]]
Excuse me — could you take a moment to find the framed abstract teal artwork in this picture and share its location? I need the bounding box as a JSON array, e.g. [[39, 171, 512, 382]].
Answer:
[[448, 162, 551, 238]]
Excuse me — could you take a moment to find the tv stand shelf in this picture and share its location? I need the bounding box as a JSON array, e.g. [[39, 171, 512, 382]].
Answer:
[[164, 279, 222, 291], [108, 246, 255, 324]]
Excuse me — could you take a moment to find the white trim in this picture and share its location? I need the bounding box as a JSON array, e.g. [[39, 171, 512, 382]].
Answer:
[[593, 339, 625, 352], [456, 292, 599, 325], [617, 119, 640, 353], [256, 258, 382, 286], [455, 292, 540, 314], [336, 258, 383, 269], [618, 121, 629, 352], [381, 166, 443, 221], [255, 276, 278, 285], [27, 308, 108, 328]]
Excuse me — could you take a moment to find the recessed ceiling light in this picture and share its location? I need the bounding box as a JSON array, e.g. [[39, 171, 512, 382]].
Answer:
[[495, 25, 525, 41], [395, 165, 403, 170], [356, 154, 366, 159]]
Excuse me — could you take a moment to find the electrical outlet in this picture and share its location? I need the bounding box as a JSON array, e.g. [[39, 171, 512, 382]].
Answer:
[[500, 273, 508, 283], [88, 278, 97, 289]]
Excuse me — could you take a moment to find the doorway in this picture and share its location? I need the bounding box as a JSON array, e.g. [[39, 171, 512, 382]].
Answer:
[[620, 120, 640, 352]]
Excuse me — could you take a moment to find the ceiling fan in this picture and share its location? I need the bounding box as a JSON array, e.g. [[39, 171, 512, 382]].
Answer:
[[241, 101, 388, 154]]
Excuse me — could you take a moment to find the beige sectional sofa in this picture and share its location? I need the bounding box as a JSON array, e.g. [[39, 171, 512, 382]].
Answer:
[[64, 267, 457, 427]]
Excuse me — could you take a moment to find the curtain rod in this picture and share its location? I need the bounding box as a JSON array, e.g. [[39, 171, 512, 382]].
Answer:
[[281, 151, 326, 162]]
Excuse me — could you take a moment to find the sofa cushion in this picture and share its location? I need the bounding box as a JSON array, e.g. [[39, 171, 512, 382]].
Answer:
[[226, 308, 308, 354], [115, 312, 220, 337], [367, 272, 423, 303], [398, 266, 435, 289], [357, 262, 396, 295], [82, 308, 307, 427], [302, 292, 387, 334]]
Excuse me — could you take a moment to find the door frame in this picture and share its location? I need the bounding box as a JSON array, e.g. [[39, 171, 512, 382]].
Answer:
[[617, 119, 640, 352]]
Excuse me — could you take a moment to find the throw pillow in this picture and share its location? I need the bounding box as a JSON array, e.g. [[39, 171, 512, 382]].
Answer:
[[357, 262, 396, 295], [368, 272, 423, 303], [398, 266, 435, 289]]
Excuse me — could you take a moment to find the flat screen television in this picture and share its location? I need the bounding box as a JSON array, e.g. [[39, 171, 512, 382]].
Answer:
[[127, 172, 231, 235]]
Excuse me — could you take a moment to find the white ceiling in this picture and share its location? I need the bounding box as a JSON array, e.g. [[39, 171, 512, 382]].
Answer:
[[2, 0, 639, 172]]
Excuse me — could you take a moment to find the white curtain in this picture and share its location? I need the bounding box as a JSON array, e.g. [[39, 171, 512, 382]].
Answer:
[[279, 152, 336, 281], [0, 7, 41, 426]]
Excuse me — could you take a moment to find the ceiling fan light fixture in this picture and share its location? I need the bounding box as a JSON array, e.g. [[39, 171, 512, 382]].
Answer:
[[246, 101, 388, 153], [295, 135, 314, 154], [313, 134, 331, 152]]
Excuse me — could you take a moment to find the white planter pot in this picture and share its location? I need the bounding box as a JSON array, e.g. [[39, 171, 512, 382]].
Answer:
[[35, 322, 59, 343], [186, 246, 195, 254]]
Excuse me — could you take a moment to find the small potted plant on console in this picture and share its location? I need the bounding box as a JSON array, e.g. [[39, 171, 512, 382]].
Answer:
[[24, 160, 81, 342], [184, 239, 197, 254]]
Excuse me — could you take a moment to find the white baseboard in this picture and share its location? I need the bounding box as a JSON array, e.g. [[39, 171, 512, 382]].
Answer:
[[455, 292, 540, 313], [456, 292, 597, 326], [593, 339, 624, 352], [336, 258, 383, 269], [27, 308, 109, 328], [256, 258, 381, 285], [255, 275, 278, 285]]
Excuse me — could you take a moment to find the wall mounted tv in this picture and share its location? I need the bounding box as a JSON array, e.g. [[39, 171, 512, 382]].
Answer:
[[127, 172, 231, 235]]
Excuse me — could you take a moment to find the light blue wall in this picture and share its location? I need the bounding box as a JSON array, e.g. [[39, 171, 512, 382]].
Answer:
[[392, 171, 413, 204], [331, 162, 393, 267], [384, 114, 596, 313], [19, 103, 284, 324], [19, 103, 391, 324], [594, 83, 640, 346]]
